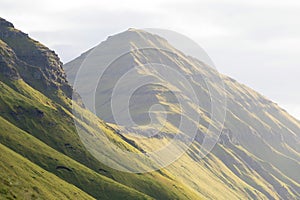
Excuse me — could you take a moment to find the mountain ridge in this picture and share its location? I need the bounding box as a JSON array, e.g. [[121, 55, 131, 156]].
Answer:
[[65, 28, 300, 199], [0, 17, 299, 199], [0, 18, 202, 200]]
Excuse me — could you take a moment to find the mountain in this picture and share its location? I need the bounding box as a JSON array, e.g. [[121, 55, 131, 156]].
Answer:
[[0, 18, 201, 200], [64, 28, 300, 199], [0, 16, 299, 199]]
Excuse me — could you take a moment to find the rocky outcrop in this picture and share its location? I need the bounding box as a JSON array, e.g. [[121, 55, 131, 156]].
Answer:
[[0, 17, 73, 102], [0, 39, 20, 80], [0, 18, 14, 29]]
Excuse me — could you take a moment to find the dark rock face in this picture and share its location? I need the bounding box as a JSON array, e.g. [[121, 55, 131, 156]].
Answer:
[[0, 17, 74, 101], [0, 61, 19, 80], [34, 108, 44, 118], [0, 40, 20, 80], [219, 128, 239, 146], [0, 18, 14, 29], [56, 166, 72, 172]]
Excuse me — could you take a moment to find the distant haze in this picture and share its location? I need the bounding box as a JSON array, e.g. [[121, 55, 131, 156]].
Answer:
[[1, 0, 299, 119]]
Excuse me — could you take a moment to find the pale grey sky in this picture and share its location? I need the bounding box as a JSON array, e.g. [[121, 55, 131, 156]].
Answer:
[[1, 0, 299, 119]]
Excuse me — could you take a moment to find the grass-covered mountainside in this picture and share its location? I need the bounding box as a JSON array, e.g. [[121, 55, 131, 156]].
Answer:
[[0, 143, 93, 200], [65, 29, 300, 199], [0, 16, 299, 199], [0, 17, 201, 200]]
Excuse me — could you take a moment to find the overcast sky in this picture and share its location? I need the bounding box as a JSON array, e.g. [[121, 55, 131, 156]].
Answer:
[[1, 0, 299, 120]]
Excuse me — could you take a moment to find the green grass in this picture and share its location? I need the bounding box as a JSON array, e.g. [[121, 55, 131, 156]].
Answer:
[[0, 143, 94, 200], [0, 79, 200, 199], [1, 21, 300, 199], [0, 115, 152, 200]]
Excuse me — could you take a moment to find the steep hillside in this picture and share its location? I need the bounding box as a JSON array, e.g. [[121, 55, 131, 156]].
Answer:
[[0, 18, 201, 200], [0, 143, 94, 200], [0, 17, 72, 100], [1, 16, 299, 199], [65, 28, 300, 199]]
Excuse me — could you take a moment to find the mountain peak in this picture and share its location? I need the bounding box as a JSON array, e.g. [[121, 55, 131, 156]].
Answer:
[[64, 28, 179, 87], [125, 28, 153, 35], [0, 18, 73, 102], [1, 18, 300, 199], [104, 28, 170, 48], [0, 17, 14, 29], [127, 27, 141, 32]]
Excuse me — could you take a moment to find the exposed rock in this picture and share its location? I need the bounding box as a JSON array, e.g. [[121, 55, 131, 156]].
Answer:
[[0, 62, 19, 80], [56, 166, 72, 172], [219, 128, 239, 145], [0, 40, 20, 80], [34, 108, 44, 118], [0, 17, 75, 103], [0, 18, 14, 29]]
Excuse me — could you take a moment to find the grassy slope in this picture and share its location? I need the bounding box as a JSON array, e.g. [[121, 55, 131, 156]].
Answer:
[[1, 22, 300, 199], [63, 29, 300, 199], [0, 143, 94, 200], [0, 114, 152, 200], [0, 30, 201, 199], [0, 78, 200, 199]]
